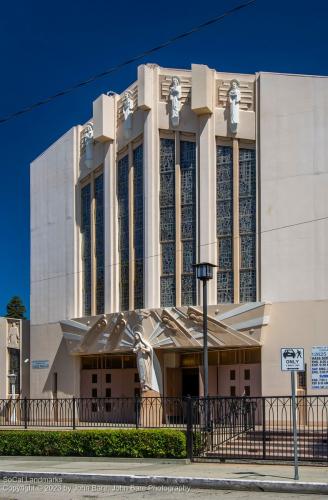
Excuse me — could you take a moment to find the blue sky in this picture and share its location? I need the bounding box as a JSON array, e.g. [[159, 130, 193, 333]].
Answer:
[[0, 0, 327, 318]]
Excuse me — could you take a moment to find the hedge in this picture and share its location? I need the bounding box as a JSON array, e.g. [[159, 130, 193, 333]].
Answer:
[[0, 429, 187, 458]]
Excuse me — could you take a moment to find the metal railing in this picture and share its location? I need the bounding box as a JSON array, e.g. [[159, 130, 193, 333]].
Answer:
[[192, 396, 328, 462], [0, 396, 327, 462], [0, 397, 188, 429]]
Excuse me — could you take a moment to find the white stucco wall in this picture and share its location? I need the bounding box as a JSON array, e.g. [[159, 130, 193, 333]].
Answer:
[[261, 300, 328, 396], [30, 323, 79, 398], [259, 73, 328, 302], [30, 128, 79, 326]]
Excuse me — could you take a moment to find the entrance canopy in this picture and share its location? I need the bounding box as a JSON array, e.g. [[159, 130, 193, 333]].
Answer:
[[60, 303, 270, 355]]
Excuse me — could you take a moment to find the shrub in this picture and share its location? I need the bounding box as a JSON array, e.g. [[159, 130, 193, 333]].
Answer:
[[0, 429, 187, 458]]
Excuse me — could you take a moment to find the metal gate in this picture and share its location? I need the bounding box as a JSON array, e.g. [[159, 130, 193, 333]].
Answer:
[[190, 396, 328, 462]]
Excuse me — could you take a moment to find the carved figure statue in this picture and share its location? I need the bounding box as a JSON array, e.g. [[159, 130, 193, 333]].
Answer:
[[8, 323, 20, 348], [133, 330, 152, 391], [169, 76, 182, 127], [81, 122, 94, 168], [228, 80, 241, 133], [122, 91, 134, 138], [123, 91, 134, 121], [84, 122, 94, 140]]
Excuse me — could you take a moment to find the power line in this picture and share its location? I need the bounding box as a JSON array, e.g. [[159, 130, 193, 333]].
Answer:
[[30, 213, 328, 285], [0, 0, 256, 125]]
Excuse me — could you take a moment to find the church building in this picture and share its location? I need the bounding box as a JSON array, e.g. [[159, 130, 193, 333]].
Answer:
[[30, 63, 328, 408]]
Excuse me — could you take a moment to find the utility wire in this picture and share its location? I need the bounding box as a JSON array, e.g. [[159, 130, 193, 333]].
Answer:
[[0, 0, 256, 125], [30, 213, 328, 285]]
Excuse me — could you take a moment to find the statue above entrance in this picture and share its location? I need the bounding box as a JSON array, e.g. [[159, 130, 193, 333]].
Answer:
[[133, 327, 153, 392]]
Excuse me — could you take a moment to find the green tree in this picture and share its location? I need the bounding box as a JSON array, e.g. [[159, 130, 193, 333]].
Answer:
[[6, 296, 26, 319]]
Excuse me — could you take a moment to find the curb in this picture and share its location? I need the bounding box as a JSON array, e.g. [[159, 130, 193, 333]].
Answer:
[[0, 471, 327, 494], [0, 457, 190, 464]]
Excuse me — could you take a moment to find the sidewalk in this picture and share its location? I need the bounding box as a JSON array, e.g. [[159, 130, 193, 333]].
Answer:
[[0, 457, 327, 494]]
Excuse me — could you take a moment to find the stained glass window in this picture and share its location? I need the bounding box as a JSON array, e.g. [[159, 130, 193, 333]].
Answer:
[[81, 183, 91, 315], [118, 155, 129, 311], [95, 174, 104, 314], [160, 139, 176, 307], [239, 148, 256, 302], [134, 145, 144, 309], [217, 145, 233, 303], [181, 141, 196, 306]]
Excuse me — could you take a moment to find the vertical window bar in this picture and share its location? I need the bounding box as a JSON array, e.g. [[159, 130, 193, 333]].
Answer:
[[160, 138, 176, 307], [133, 145, 144, 309], [180, 141, 196, 306], [81, 183, 91, 315], [95, 174, 104, 314], [217, 145, 234, 303], [239, 148, 256, 302], [117, 155, 129, 311]]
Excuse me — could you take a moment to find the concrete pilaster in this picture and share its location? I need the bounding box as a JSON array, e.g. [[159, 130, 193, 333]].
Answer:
[[233, 138, 240, 303], [128, 143, 135, 310], [175, 132, 181, 307], [104, 110, 119, 313], [198, 114, 217, 305], [102, 95, 119, 314], [143, 66, 160, 309]]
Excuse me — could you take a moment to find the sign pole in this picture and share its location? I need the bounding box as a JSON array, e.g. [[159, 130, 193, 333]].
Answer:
[[291, 370, 299, 481]]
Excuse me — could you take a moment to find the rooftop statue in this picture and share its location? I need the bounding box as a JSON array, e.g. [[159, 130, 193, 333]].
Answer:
[[228, 79, 241, 134], [81, 122, 94, 168], [123, 91, 134, 139], [169, 76, 181, 127]]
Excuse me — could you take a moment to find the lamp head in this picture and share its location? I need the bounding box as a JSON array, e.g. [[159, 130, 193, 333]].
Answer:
[[194, 262, 217, 281], [7, 372, 17, 384]]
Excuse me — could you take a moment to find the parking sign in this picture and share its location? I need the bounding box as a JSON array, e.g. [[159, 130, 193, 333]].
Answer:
[[281, 348, 304, 371]]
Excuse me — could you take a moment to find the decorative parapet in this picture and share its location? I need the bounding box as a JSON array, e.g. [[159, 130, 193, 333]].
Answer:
[[216, 79, 255, 111]]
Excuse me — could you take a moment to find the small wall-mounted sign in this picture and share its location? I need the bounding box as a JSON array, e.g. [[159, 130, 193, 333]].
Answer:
[[32, 360, 49, 369]]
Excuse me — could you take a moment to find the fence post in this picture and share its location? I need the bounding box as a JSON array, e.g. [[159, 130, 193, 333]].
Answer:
[[72, 397, 76, 430], [186, 396, 193, 460], [24, 397, 28, 430], [262, 397, 266, 460]]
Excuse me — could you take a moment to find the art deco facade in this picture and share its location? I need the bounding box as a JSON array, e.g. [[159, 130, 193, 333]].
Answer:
[[30, 64, 328, 401]]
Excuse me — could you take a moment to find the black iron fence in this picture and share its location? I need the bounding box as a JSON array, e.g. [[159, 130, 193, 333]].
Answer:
[[191, 396, 328, 462], [0, 396, 327, 462], [0, 397, 187, 429]]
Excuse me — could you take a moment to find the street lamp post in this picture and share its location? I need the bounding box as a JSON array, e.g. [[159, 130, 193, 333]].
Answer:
[[194, 262, 216, 430], [8, 373, 17, 424]]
